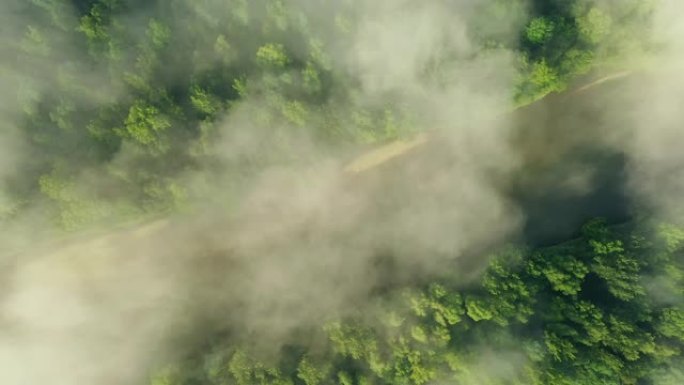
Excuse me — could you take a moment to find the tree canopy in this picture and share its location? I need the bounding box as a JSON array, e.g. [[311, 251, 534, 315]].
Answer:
[[0, 0, 656, 231], [151, 220, 684, 385]]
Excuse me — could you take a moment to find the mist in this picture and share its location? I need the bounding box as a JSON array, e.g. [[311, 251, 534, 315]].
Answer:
[[0, 1, 682, 384]]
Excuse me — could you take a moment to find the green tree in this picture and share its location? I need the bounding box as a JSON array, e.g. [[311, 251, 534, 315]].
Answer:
[[576, 7, 612, 44], [526, 17, 555, 44], [120, 100, 172, 150]]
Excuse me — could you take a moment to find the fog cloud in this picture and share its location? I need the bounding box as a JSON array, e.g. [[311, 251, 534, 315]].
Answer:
[[2, 0, 681, 384]]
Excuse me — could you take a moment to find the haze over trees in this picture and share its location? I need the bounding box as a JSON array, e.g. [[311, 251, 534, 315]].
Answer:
[[0, 0, 654, 231], [156, 221, 683, 385], [0, 1, 681, 385]]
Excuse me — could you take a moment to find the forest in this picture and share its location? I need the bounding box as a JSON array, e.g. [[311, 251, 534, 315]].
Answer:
[[155, 220, 684, 385], [0, 0, 653, 231], [0, 1, 681, 385]]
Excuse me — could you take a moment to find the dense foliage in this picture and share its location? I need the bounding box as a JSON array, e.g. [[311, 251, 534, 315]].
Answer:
[[155, 220, 684, 385], [1, 0, 654, 231], [3, 2, 679, 384]]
